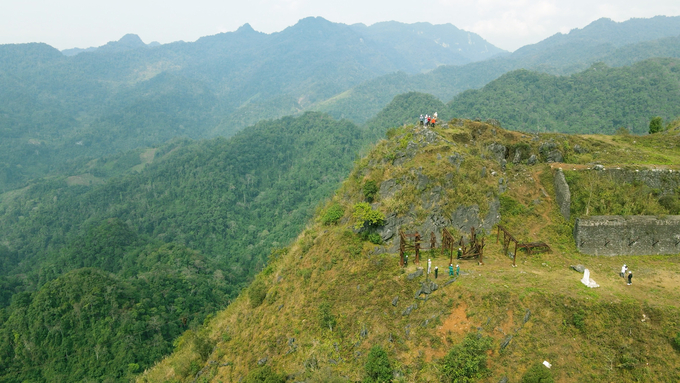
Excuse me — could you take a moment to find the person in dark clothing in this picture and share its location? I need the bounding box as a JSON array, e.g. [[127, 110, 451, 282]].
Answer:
[[404, 255, 408, 267], [435, 266, 438, 279], [457, 247, 462, 259], [627, 270, 633, 285]]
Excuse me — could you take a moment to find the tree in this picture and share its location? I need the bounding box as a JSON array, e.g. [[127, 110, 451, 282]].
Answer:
[[364, 345, 392, 383], [649, 116, 664, 134], [521, 363, 555, 383], [440, 333, 493, 383]]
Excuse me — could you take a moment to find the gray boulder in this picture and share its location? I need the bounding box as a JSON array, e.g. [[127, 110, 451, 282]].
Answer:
[[570, 264, 585, 273], [527, 154, 538, 165]]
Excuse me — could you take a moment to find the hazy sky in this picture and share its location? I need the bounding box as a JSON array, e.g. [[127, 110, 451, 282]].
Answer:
[[2, 0, 680, 52]]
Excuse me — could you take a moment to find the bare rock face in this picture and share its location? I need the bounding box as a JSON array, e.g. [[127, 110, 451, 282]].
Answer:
[[527, 154, 538, 165], [487, 142, 507, 163]]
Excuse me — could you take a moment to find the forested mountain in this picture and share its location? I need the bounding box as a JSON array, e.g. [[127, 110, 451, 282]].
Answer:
[[140, 120, 680, 382], [316, 16, 680, 124], [0, 112, 366, 381], [0, 18, 501, 192], [447, 58, 680, 134]]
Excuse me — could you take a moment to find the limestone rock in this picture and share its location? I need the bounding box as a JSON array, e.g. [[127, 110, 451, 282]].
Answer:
[[392, 296, 399, 306], [527, 154, 538, 165], [407, 269, 424, 280], [487, 143, 507, 163], [570, 264, 585, 273]]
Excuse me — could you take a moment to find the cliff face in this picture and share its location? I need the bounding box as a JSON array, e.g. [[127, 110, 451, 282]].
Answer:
[[140, 120, 680, 383]]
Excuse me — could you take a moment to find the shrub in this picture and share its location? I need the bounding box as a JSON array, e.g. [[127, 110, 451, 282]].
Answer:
[[193, 332, 215, 361], [521, 363, 554, 383], [673, 331, 680, 351], [353, 203, 385, 230], [649, 116, 664, 134], [364, 345, 392, 383], [440, 333, 493, 383], [572, 310, 585, 330], [318, 301, 337, 331], [322, 203, 345, 225], [367, 232, 383, 245], [249, 279, 267, 308], [363, 181, 379, 202], [243, 366, 286, 383]]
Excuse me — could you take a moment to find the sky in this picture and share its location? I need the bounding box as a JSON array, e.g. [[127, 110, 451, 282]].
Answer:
[[2, 0, 680, 52]]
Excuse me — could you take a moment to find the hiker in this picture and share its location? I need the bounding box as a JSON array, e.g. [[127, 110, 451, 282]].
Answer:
[[627, 270, 633, 285], [431, 117, 436, 127], [419, 114, 424, 126], [427, 258, 432, 274], [449, 264, 454, 276], [434, 112, 438, 120], [457, 247, 462, 259], [620, 264, 627, 278], [405, 254, 408, 267], [456, 264, 460, 276], [435, 266, 439, 279], [426, 115, 431, 127]]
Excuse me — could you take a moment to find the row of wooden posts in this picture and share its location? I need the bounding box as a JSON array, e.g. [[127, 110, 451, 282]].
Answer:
[[399, 226, 485, 267], [399, 225, 551, 267]]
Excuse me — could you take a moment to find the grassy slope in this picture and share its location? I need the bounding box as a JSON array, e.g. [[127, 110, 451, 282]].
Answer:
[[140, 121, 680, 382]]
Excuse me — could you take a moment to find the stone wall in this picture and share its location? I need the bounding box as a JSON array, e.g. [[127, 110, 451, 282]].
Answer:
[[574, 215, 680, 256]]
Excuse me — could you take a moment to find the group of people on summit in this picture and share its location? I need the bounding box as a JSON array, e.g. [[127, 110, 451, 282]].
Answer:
[[419, 112, 438, 127]]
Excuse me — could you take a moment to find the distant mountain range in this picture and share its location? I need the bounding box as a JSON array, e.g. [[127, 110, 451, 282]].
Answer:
[[2, 16, 680, 192]]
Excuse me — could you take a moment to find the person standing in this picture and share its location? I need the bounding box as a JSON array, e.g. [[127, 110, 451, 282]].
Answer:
[[404, 254, 408, 267], [427, 258, 432, 275], [456, 264, 460, 276], [435, 266, 439, 279], [627, 270, 633, 285], [420, 114, 424, 126], [620, 264, 627, 278], [457, 248, 462, 259], [449, 264, 454, 276]]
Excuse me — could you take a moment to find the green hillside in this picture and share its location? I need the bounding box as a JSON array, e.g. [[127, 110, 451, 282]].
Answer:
[[0, 18, 502, 192], [447, 58, 680, 134], [140, 120, 680, 382], [316, 18, 680, 125], [0, 112, 366, 381]]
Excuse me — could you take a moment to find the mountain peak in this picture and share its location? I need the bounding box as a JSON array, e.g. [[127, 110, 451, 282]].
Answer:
[[236, 23, 255, 33]]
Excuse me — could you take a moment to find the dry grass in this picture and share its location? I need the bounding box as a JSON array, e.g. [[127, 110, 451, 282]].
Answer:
[[139, 121, 680, 383]]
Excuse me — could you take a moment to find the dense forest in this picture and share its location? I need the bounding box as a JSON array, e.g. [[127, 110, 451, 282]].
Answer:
[[0, 112, 366, 381], [316, 18, 680, 124], [447, 58, 680, 134], [0, 18, 502, 192]]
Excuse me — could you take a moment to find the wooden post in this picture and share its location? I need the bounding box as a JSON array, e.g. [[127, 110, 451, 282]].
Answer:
[[414, 231, 421, 264], [478, 238, 485, 265]]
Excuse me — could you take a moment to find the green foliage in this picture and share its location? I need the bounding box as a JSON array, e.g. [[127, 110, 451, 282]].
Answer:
[[363, 180, 379, 202], [318, 301, 337, 331], [573, 309, 586, 330], [367, 233, 383, 245], [193, 331, 216, 361], [0, 112, 367, 381], [521, 363, 555, 383], [649, 116, 664, 134], [364, 345, 392, 383], [447, 59, 680, 135], [243, 365, 287, 383], [353, 202, 386, 229], [249, 279, 268, 308], [499, 195, 529, 217], [673, 332, 680, 351], [322, 203, 345, 225], [440, 333, 494, 383]]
